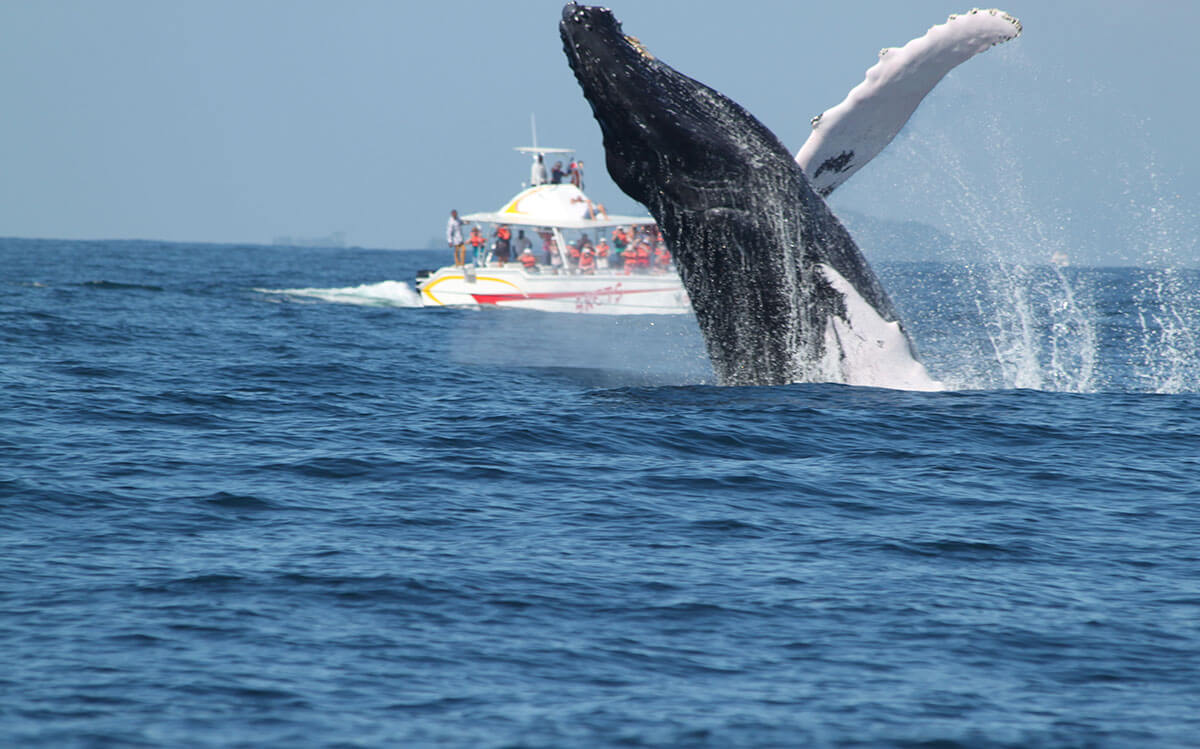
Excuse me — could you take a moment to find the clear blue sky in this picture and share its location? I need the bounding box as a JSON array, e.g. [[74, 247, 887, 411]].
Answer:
[[1, 1, 1195, 266]]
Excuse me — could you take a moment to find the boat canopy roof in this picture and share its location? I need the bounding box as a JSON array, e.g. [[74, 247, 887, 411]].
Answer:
[[462, 184, 654, 230], [514, 146, 575, 156]]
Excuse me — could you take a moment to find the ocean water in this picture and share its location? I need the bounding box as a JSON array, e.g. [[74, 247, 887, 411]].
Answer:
[[3, 238, 1199, 747]]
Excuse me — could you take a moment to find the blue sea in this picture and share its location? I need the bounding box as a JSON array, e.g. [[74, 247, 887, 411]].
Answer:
[[3, 237, 1199, 747]]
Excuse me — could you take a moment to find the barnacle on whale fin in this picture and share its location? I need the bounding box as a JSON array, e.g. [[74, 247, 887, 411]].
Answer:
[[947, 8, 1022, 37], [624, 34, 655, 60]]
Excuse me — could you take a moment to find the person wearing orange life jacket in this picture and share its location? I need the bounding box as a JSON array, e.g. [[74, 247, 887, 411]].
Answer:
[[595, 238, 611, 269], [633, 241, 651, 273], [653, 243, 672, 272], [621, 244, 638, 274], [519, 247, 539, 272], [578, 246, 596, 274], [467, 226, 486, 265], [568, 241, 582, 269], [492, 224, 512, 266]]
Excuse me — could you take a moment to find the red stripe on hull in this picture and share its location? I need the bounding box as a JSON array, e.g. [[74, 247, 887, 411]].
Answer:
[[470, 285, 677, 305]]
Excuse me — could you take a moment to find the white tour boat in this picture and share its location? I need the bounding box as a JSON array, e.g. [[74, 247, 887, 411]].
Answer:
[[417, 146, 690, 315]]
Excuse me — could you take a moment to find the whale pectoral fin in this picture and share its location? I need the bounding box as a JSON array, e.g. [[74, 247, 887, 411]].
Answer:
[[795, 9, 1021, 196]]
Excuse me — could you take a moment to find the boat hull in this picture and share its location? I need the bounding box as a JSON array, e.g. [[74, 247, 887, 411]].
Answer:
[[418, 265, 691, 314]]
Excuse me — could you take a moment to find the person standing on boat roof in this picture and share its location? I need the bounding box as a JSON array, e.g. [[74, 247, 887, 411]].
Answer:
[[531, 154, 548, 186], [550, 161, 565, 184], [446, 209, 466, 266]]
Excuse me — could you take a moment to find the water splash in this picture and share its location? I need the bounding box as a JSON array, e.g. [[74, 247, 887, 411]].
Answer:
[[255, 280, 422, 307], [882, 124, 1099, 392], [1132, 268, 1199, 393], [1124, 153, 1200, 393]]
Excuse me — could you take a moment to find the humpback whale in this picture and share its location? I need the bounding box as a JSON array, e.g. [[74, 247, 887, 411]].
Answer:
[[560, 4, 940, 389]]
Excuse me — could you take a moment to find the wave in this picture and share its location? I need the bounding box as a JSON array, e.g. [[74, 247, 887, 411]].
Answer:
[[255, 280, 421, 307], [76, 280, 165, 292]]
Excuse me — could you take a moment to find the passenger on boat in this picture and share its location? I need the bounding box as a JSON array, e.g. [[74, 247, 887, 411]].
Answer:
[[519, 248, 539, 272], [513, 229, 532, 258], [467, 226, 486, 264], [595, 238, 611, 269], [531, 154, 548, 186], [492, 225, 512, 266], [568, 159, 583, 189], [621, 244, 638, 274], [633, 241, 652, 274], [550, 161, 565, 184], [654, 243, 672, 272], [579, 246, 596, 274], [538, 231, 555, 266], [568, 240, 582, 268], [612, 226, 629, 256], [447, 209, 466, 266]]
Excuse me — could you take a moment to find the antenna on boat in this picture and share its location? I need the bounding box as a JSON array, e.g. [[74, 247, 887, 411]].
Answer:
[[515, 113, 573, 158]]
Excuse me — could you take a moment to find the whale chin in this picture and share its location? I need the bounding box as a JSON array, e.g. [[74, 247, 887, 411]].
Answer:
[[561, 4, 941, 390]]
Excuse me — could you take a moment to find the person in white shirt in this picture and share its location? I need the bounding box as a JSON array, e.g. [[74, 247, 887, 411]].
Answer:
[[531, 154, 548, 186], [446, 209, 466, 266]]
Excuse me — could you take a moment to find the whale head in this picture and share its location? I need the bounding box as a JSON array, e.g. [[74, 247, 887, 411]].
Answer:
[[559, 3, 799, 215]]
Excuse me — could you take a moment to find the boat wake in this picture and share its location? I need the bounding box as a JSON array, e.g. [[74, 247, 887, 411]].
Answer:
[[256, 280, 422, 308]]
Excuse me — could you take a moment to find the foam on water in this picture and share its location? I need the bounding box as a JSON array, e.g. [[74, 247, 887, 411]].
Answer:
[[256, 280, 422, 307]]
